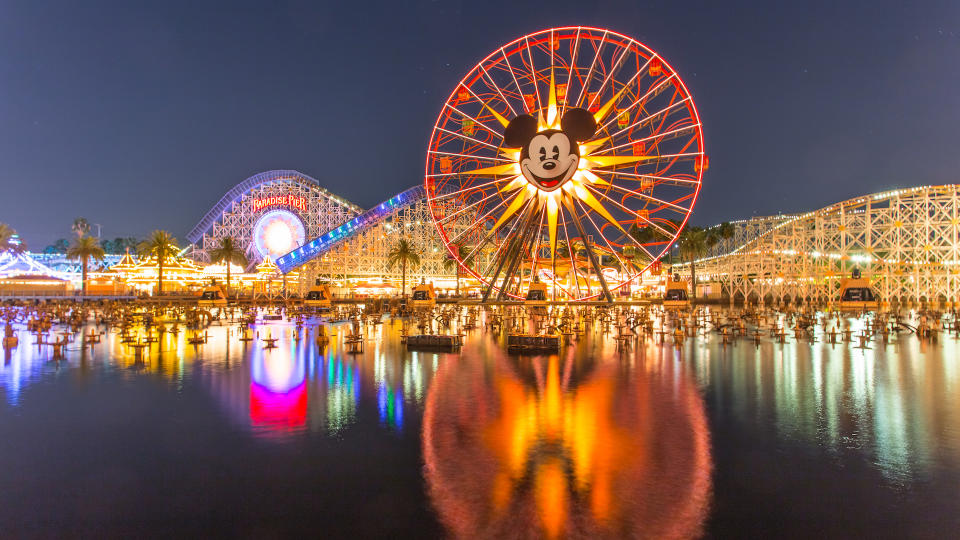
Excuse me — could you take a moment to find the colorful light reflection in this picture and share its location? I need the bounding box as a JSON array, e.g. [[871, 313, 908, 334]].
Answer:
[[249, 340, 308, 437], [249, 381, 307, 434]]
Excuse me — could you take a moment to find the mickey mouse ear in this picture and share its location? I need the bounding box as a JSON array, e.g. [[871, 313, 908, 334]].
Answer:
[[503, 114, 538, 147], [560, 108, 597, 142]]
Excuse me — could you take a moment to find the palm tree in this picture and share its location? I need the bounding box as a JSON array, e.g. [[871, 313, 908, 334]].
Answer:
[[602, 253, 622, 273], [710, 221, 735, 255], [71, 217, 91, 238], [442, 245, 471, 297], [387, 239, 420, 298], [677, 226, 719, 299], [67, 235, 105, 296], [209, 237, 248, 298], [0, 223, 25, 255], [138, 230, 177, 296], [716, 221, 735, 241]]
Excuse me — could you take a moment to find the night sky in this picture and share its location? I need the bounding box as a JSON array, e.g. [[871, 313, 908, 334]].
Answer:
[[1, 0, 958, 248]]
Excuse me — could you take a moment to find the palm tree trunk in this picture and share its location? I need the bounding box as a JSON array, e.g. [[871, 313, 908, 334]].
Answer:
[[402, 259, 407, 298], [158, 257, 164, 295], [226, 264, 231, 300], [455, 266, 460, 297], [690, 253, 697, 301], [81, 257, 88, 297]]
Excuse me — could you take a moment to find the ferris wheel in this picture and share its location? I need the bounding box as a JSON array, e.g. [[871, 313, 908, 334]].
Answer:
[[425, 27, 706, 301]]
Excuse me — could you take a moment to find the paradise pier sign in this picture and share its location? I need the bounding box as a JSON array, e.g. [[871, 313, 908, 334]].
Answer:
[[251, 194, 308, 214]]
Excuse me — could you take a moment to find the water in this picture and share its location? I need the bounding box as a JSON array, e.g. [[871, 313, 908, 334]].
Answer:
[[0, 309, 958, 538]]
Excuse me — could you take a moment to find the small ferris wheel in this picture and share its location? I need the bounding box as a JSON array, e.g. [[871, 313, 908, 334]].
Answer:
[[425, 26, 706, 301]]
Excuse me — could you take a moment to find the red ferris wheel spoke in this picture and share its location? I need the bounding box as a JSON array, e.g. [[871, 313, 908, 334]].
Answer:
[[559, 28, 582, 120], [593, 182, 692, 214], [498, 47, 526, 112], [479, 64, 519, 118], [475, 196, 537, 279], [522, 36, 544, 115], [447, 194, 518, 246], [434, 187, 507, 226], [575, 198, 634, 280], [595, 169, 699, 187], [583, 185, 678, 239], [574, 29, 610, 109], [429, 178, 505, 201], [442, 102, 505, 139], [558, 204, 584, 299], [600, 96, 692, 143], [597, 123, 700, 156], [434, 126, 502, 151], [427, 151, 511, 165], [585, 42, 634, 112], [595, 73, 676, 134]]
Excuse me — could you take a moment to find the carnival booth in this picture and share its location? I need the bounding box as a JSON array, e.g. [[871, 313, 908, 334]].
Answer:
[[663, 274, 690, 309], [411, 280, 437, 309], [198, 281, 229, 306], [304, 279, 332, 310], [837, 268, 878, 311]]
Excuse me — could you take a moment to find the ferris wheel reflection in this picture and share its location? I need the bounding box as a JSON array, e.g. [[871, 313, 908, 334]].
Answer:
[[423, 344, 712, 539]]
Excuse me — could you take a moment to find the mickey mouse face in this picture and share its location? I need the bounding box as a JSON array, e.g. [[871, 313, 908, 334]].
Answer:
[[520, 131, 578, 190], [503, 108, 597, 192]]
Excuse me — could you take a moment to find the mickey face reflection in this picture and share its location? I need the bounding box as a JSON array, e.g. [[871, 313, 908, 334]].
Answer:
[[504, 108, 597, 192]]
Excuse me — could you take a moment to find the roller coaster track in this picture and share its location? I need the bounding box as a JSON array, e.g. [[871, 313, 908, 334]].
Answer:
[[276, 185, 426, 274]]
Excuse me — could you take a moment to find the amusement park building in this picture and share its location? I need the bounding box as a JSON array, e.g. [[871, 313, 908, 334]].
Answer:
[[697, 185, 960, 304]]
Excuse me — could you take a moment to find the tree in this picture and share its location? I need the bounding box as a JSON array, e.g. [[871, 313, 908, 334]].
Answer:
[[713, 222, 735, 256], [67, 235, 105, 296], [387, 239, 420, 298], [676, 226, 719, 299], [442, 245, 471, 297], [0, 223, 25, 255], [99, 237, 130, 255], [44, 238, 69, 254], [71, 217, 91, 238], [716, 221, 735, 242], [602, 253, 622, 273], [138, 230, 177, 295], [209, 237, 248, 298]]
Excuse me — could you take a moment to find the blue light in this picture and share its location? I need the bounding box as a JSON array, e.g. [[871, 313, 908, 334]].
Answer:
[[377, 385, 387, 423], [394, 391, 404, 431]]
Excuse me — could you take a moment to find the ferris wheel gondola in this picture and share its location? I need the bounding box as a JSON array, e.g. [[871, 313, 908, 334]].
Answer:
[[425, 27, 705, 301]]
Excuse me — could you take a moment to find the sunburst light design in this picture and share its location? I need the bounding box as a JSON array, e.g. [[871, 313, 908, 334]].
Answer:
[[425, 27, 706, 301]]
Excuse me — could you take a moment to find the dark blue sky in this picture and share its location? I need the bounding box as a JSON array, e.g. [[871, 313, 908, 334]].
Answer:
[[1, 0, 958, 247]]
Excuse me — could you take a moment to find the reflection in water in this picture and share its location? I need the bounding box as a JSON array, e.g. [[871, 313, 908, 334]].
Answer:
[[375, 352, 404, 431], [690, 330, 960, 484], [249, 343, 308, 437], [423, 341, 712, 538], [0, 319, 441, 441], [0, 309, 959, 535], [250, 381, 307, 435]]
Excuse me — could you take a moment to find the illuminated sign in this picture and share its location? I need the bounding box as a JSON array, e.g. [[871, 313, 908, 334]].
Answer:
[[251, 195, 307, 213]]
